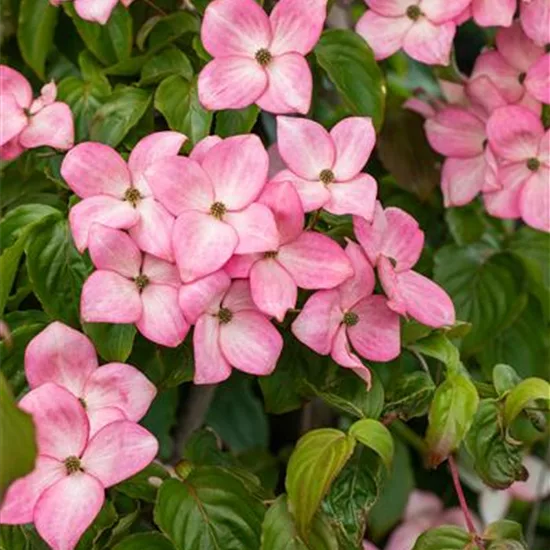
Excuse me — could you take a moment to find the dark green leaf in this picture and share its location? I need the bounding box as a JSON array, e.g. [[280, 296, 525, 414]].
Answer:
[[146, 12, 200, 53], [0, 525, 30, 550], [112, 533, 175, 550], [383, 371, 435, 421], [139, 47, 194, 87], [83, 323, 136, 363], [114, 463, 170, 504], [412, 526, 471, 550], [215, 106, 260, 138], [445, 204, 486, 246]]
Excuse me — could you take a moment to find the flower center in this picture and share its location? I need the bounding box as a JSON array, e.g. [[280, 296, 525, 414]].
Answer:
[[218, 307, 233, 324], [343, 311, 359, 326], [78, 397, 87, 409], [255, 48, 272, 66], [406, 5, 422, 20], [319, 169, 335, 184], [518, 72, 526, 84], [545, 43, 550, 53], [64, 456, 83, 475], [526, 157, 540, 171], [264, 250, 278, 259], [124, 187, 142, 207], [134, 274, 150, 290], [210, 201, 227, 220]]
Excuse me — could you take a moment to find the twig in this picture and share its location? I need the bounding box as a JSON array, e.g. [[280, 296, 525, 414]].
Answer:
[[526, 442, 550, 546], [411, 349, 431, 376]]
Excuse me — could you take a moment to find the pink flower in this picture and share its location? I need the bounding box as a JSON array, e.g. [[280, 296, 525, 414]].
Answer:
[[484, 105, 549, 233], [356, 0, 471, 66], [61, 132, 186, 261], [0, 66, 73, 161], [292, 241, 400, 387], [49, 0, 134, 25], [198, 0, 327, 114], [225, 181, 353, 321], [458, 0, 516, 28], [354, 203, 456, 328], [25, 321, 156, 436], [0, 384, 157, 550], [179, 276, 283, 384], [146, 134, 279, 282], [81, 224, 189, 347], [520, 0, 550, 47], [273, 116, 378, 217]]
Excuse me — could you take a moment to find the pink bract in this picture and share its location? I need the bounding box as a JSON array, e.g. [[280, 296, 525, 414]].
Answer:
[[198, 0, 327, 114], [520, 0, 550, 46], [49, 0, 135, 25]]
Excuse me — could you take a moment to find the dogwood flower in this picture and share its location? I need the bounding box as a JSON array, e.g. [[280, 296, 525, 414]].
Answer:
[[520, 0, 550, 47], [198, 0, 327, 114], [457, 0, 516, 28], [273, 116, 378, 218], [81, 224, 189, 347], [49, 0, 134, 25], [0, 66, 73, 161], [354, 203, 456, 328], [0, 384, 157, 550], [62, 132, 186, 260], [224, 181, 353, 321], [356, 0, 471, 66], [179, 275, 283, 384], [147, 134, 278, 282], [25, 322, 156, 436], [484, 105, 549, 232], [292, 241, 400, 387]]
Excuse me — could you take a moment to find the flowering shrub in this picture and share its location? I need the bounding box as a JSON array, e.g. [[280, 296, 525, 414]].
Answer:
[[0, 1, 549, 549]]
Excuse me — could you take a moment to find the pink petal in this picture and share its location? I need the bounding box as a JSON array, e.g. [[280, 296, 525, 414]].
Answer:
[[404, 97, 437, 119], [330, 324, 372, 387], [202, 135, 268, 210], [172, 211, 238, 282], [224, 253, 261, 278], [68, 196, 139, 253], [520, 167, 550, 233], [403, 19, 455, 66], [222, 279, 257, 312], [0, 65, 33, 109], [201, 0, 271, 57], [193, 314, 232, 384], [146, 157, 213, 216], [520, 0, 550, 46], [510, 456, 550, 501], [19, 383, 89, 460], [128, 131, 187, 195], [278, 231, 353, 289], [179, 270, 231, 324], [81, 271, 142, 324], [385, 516, 433, 550], [487, 106, 544, 161], [0, 93, 27, 146], [84, 362, 156, 422], [81, 420, 158, 487], [19, 103, 74, 151], [404, 490, 443, 521], [366, 0, 410, 17], [324, 174, 378, 219], [472, 0, 515, 27], [142, 254, 180, 288], [256, 52, 313, 115], [0, 136, 25, 161], [34, 473, 105, 550], [250, 258, 297, 321], [471, 51, 523, 104], [496, 21, 544, 73], [421, 0, 473, 23], [270, 168, 331, 212], [136, 284, 189, 347], [441, 155, 486, 207], [86, 407, 126, 438], [465, 75, 507, 117], [291, 289, 342, 355], [539, 129, 550, 166], [483, 166, 525, 219], [25, 322, 97, 395], [525, 54, 550, 105], [74, 0, 118, 23], [348, 295, 400, 362], [276, 116, 335, 180], [269, 0, 327, 56], [0, 456, 64, 524], [87, 224, 141, 278], [198, 57, 268, 111], [355, 11, 412, 60], [425, 107, 486, 157], [330, 117, 376, 181], [338, 241, 375, 310], [382, 207, 424, 271], [219, 311, 283, 375], [190, 135, 223, 164], [62, 143, 131, 199], [353, 201, 387, 266]]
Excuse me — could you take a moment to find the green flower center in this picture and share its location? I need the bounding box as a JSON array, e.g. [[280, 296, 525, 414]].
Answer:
[[406, 5, 422, 20], [255, 48, 272, 66], [124, 187, 142, 207], [526, 157, 540, 172], [218, 307, 233, 324], [343, 311, 359, 327], [210, 201, 227, 220], [319, 169, 335, 184], [64, 456, 83, 475], [134, 274, 150, 290]]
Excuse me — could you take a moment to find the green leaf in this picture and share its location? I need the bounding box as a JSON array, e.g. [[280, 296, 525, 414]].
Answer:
[[483, 520, 525, 544], [349, 419, 394, 470], [383, 371, 435, 421], [155, 76, 212, 145], [503, 377, 550, 426], [25, 217, 91, 326], [425, 372, 479, 467], [0, 525, 30, 550], [410, 333, 462, 373], [492, 364, 521, 397], [285, 428, 356, 537], [314, 29, 386, 130], [145, 12, 200, 53], [154, 468, 265, 550], [78, 51, 112, 93], [412, 526, 471, 550], [139, 47, 194, 87], [0, 372, 37, 500], [445, 204, 486, 246], [17, 0, 58, 79], [90, 87, 152, 147], [112, 532, 175, 550], [215, 106, 260, 138], [83, 323, 136, 362], [114, 463, 170, 504]]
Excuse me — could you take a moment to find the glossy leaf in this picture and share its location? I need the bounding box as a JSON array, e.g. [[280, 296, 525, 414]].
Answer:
[[383, 371, 435, 421], [348, 419, 394, 470], [83, 323, 137, 363], [492, 364, 521, 397], [503, 378, 550, 427], [139, 47, 194, 87], [410, 333, 462, 374], [112, 532, 175, 550], [412, 526, 471, 550], [445, 204, 486, 246], [215, 106, 260, 138]]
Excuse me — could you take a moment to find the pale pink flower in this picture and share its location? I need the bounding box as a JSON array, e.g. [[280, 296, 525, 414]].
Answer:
[[224, 181, 353, 321], [292, 241, 400, 387], [198, 0, 327, 114], [273, 116, 378, 218], [457, 0, 516, 28], [484, 105, 549, 232], [520, 0, 550, 47], [354, 203, 456, 328], [49, 0, 134, 25], [404, 80, 468, 119], [62, 132, 186, 261], [179, 276, 283, 384], [25, 321, 156, 436], [356, 0, 471, 66], [0, 66, 73, 161], [81, 224, 189, 347], [147, 134, 279, 283], [0, 384, 157, 550]]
